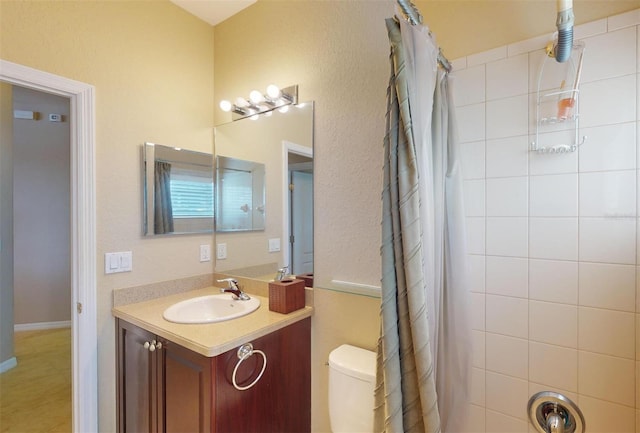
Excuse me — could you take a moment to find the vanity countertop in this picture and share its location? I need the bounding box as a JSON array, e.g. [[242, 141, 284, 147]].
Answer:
[[112, 286, 313, 357]]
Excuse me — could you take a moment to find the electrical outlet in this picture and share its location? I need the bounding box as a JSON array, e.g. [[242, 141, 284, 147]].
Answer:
[[200, 244, 211, 262], [216, 243, 227, 260]]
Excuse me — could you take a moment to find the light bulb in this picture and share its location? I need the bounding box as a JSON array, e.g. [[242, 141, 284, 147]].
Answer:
[[250, 114, 259, 120], [249, 90, 264, 104], [219, 100, 232, 112], [266, 84, 281, 99], [235, 97, 249, 108], [278, 105, 290, 113]]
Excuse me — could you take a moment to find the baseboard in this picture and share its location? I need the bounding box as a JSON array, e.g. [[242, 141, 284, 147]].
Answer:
[[0, 357, 17, 374], [14, 320, 71, 332]]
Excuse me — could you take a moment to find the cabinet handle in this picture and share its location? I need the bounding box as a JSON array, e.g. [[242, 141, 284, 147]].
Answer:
[[232, 343, 267, 391], [143, 341, 158, 352]]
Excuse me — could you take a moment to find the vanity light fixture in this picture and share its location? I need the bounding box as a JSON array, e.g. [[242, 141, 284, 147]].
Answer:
[[219, 84, 298, 121]]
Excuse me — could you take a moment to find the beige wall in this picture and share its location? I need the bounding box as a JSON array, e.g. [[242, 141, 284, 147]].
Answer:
[[0, 83, 14, 365], [12, 86, 71, 325], [2, 0, 637, 430], [0, 1, 214, 430]]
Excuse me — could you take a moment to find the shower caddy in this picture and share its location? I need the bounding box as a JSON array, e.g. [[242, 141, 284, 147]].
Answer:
[[530, 41, 586, 154]]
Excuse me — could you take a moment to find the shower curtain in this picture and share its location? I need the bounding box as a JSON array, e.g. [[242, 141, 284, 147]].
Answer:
[[375, 16, 470, 433], [154, 161, 174, 234]]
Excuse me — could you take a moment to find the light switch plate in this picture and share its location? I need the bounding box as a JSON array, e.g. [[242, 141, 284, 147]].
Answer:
[[105, 251, 133, 274], [268, 238, 281, 252]]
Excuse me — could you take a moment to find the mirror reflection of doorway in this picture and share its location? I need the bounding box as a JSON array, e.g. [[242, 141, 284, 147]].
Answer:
[[288, 154, 313, 276]]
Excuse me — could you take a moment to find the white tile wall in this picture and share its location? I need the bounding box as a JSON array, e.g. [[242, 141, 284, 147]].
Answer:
[[486, 333, 528, 379], [486, 217, 528, 257], [464, 180, 486, 217], [529, 259, 578, 304], [529, 300, 578, 347], [579, 262, 636, 311], [486, 54, 529, 100], [452, 64, 485, 106], [484, 410, 528, 433], [486, 136, 529, 178], [579, 218, 636, 264], [528, 342, 578, 392], [460, 140, 486, 180], [486, 256, 528, 298], [529, 174, 578, 216], [579, 395, 636, 433], [457, 103, 486, 143], [578, 351, 635, 406], [486, 294, 528, 338], [578, 306, 635, 359], [580, 27, 637, 83], [579, 122, 636, 172], [456, 10, 639, 432], [486, 95, 529, 139], [529, 217, 578, 260], [579, 171, 636, 217], [580, 74, 637, 128], [485, 372, 529, 420], [486, 177, 528, 216]]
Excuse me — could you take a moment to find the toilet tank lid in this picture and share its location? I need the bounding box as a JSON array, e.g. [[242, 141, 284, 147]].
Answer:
[[329, 344, 376, 382]]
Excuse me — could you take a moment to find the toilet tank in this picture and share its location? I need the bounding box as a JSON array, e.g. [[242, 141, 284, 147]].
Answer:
[[328, 344, 376, 433]]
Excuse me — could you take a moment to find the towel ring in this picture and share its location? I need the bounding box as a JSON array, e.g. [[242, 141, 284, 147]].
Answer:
[[232, 343, 267, 391]]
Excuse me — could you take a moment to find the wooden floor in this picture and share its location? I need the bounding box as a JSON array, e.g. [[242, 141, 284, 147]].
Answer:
[[0, 328, 71, 433]]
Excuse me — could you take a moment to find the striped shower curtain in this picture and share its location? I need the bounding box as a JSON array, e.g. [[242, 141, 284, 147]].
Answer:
[[375, 16, 470, 433]]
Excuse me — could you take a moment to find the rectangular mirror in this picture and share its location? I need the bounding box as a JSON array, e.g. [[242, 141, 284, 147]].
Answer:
[[215, 155, 265, 232], [142, 142, 214, 236], [214, 102, 313, 279]]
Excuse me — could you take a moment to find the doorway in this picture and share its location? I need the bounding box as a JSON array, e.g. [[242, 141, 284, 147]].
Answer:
[[289, 164, 313, 275], [1, 85, 72, 430], [0, 59, 97, 432], [281, 141, 313, 275]]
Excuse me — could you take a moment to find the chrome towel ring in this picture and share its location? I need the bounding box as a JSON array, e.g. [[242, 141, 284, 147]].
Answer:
[[232, 343, 267, 391]]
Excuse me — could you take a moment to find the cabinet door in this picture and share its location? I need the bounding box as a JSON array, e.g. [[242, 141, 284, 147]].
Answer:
[[161, 340, 212, 433], [117, 319, 160, 433], [213, 318, 311, 433]]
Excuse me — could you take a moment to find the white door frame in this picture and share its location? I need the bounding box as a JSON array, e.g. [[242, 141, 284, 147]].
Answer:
[[281, 140, 312, 271], [0, 59, 98, 432]]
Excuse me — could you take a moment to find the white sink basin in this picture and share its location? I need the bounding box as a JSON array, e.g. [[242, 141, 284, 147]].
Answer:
[[162, 293, 260, 324]]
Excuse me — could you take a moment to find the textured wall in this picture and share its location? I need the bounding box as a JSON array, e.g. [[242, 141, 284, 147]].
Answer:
[[454, 10, 639, 432], [0, 2, 214, 430]]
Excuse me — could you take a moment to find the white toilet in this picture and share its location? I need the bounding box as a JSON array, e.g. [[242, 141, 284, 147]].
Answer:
[[328, 344, 377, 433]]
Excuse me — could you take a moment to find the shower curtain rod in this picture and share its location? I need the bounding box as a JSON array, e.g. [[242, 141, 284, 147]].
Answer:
[[396, 0, 452, 72]]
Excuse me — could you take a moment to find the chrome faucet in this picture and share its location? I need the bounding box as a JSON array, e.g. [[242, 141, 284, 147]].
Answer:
[[275, 265, 289, 281], [217, 278, 251, 301]]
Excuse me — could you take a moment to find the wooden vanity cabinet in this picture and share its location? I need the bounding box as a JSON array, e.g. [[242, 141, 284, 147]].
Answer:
[[116, 317, 311, 433]]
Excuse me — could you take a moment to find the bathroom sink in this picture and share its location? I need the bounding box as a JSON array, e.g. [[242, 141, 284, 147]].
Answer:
[[162, 294, 260, 324]]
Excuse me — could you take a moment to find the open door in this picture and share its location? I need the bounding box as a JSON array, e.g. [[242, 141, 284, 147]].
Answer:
[[290, 168, 313, 275]]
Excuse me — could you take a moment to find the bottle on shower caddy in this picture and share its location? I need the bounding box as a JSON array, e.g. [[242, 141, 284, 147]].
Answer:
[[556, 79, 575, 121]]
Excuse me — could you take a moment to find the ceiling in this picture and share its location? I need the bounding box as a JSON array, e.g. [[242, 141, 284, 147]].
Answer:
[[170, 0, 256, 26]]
